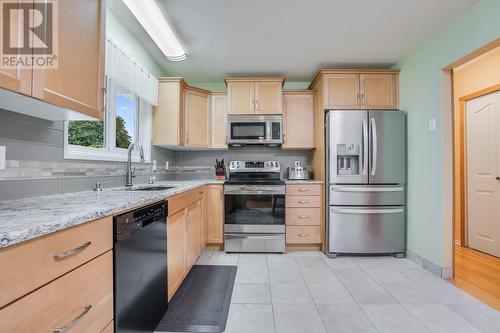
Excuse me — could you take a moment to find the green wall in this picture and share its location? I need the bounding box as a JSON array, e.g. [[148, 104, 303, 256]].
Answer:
[[106, 8, 166, 76], [395, 0, 500, 266]]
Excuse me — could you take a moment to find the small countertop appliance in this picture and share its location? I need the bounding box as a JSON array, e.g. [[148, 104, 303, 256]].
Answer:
[[288, 161, 310, 180]]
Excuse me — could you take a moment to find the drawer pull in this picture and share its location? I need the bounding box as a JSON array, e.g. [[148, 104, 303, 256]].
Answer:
[[53, 241, 92, 261], [298, 189, 310, 192], [297, 215, 310, 219], [52, 304, 92, 333], [298, 233, 310, 237], [298, 200, 310, 204]]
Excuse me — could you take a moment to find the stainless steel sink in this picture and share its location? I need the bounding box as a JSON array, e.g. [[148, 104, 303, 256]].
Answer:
[[127, 186, 176, 191]]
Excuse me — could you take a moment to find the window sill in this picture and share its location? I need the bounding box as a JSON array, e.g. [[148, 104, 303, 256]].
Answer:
[[64, 145, 151, 163]]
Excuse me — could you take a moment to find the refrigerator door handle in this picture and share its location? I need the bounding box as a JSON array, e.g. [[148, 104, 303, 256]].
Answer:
[[332, 208, 403, 215], [331, 186, 404, 193], [370, 116, 378, 176], [362, 118, 368, 176]]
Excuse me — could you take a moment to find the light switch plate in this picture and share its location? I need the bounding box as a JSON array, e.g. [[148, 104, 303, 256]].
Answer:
[[428, 118, 436, 132], [165, 161, 169, 170], [0, 146, 5, 170]]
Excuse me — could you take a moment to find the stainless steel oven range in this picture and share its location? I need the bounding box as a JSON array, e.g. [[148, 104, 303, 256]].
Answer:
[[224, 160, 285, 253]]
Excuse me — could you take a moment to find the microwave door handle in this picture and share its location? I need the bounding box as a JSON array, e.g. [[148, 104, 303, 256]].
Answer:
[[370, 117, 378, 176], [362, 118, 368, 176]]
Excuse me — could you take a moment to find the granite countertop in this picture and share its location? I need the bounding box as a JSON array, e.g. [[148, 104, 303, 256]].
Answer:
[[0, 179, 224, 249], [284, 179, 324, 184]]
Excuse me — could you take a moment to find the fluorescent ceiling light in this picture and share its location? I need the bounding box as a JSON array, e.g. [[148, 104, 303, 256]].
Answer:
[[123, 0, 187, 61]]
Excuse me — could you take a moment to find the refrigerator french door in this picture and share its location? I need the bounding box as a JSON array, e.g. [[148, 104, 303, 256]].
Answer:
[[327, 110, 406, 256]]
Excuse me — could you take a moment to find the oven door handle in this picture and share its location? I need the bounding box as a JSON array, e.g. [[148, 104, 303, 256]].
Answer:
[[225, 233, 284, 240], [226, 190, 285, 195], [224, 186, 285, 195]]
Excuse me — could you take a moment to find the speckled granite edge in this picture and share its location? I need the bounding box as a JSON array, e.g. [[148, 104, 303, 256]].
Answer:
[[0, 179, 224, 249]]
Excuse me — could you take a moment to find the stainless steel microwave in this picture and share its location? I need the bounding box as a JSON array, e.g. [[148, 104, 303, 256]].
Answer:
[[227, 115, 283, 146]]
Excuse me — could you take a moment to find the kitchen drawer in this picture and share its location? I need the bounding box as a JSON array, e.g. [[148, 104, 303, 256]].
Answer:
[[101, 320, 114, 333], [286, 195, 321, 208], [286, 208, 321, 226], [0, 251, 113, 333], [0, 216, 112, 308], [169, 187, 204, 216], [286, 184, 321, 196], [286, 226, 321, 244]]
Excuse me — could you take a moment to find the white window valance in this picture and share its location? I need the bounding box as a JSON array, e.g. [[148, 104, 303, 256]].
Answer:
[[105, 38, 158, 105]]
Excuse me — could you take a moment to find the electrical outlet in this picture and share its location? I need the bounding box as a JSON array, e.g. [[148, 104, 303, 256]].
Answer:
[[0, 146, 5, 170], [165, 161, 169, 170], [428, 118, 436, 132]]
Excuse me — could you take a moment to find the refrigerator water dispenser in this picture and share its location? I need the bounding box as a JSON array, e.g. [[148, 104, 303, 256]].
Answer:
[[336, 144, 360, 175]]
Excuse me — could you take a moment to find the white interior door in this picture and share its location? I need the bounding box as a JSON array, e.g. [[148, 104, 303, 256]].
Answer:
[[466, 90, 500, 257]]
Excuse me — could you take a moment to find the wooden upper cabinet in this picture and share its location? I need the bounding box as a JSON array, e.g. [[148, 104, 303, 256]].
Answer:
[[255, 81, 282, 114], [211, 93, 228, 148], [0, 66, 31, 96], [283, 91, 315, 149], [227, 81, 254, 114], [153, 78, 185, 146], [226, 78, 284, 114], [32, 0, 105, 119], [316, 71, 399, 110], [359, 74, 398, 109], [184, 87, 210, 148], [153, 78, 211, 149], [0, 0, 31, 96], [324, 73, 360, 109]]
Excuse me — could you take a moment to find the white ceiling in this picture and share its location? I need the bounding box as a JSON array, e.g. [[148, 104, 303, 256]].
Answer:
[[109, 0, 479, 82]]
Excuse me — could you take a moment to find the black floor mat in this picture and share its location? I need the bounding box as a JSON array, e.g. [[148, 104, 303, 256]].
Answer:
[[156, 265, 237, 333]]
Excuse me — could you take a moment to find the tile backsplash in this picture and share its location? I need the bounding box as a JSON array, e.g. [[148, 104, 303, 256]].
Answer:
[[0, 109, 312, 201]]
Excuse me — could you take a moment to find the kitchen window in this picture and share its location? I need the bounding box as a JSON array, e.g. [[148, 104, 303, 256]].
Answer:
[[64, 78, 152, 162]]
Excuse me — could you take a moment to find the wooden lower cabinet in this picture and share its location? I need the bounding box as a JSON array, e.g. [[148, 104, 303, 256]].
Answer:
[[167, 209, 187, 301], [101, 321, 114, 333], [286, 208, 321, 226], [286, 184, 323, 247], [0, 216, 112, 308], [185, 201, 202, 271], [206, 185, 224, 244], [286, 195, 322, 208], [286, 226, 321, 244], [0, 251, 113, 333], [167, 189, 206, 301]]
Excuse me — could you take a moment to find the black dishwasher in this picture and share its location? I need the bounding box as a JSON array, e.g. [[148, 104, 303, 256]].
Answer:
[[114, 200, 168, 333]]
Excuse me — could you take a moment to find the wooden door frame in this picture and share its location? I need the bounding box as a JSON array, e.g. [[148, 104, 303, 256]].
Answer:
[[455, 84, 500, 245], [442, 38, 500, 278]]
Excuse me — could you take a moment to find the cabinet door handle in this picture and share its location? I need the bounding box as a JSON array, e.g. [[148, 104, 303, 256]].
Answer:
[[298, 233, 309, 237], [53, 241, 91, 261], [52, 304, 92, 333], [298, 200, 309, 204], [297, 215, 310, 219], [356, 94, 360, 106], [361, 94, 365, 105], [297, 189, 310, 192]]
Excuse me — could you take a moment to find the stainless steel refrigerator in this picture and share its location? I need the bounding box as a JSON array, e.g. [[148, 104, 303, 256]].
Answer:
[[326, 110, 406, 256]]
